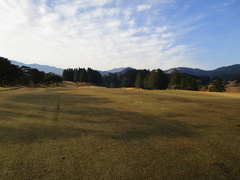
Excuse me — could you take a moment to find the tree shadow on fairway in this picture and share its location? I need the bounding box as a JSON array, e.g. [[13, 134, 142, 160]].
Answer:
[[10, 93, 112, 107], [0, 105, 210, 144], [0, 125, 98, 144], [0, 91, 211, 144], [73, 107, 209, 140]]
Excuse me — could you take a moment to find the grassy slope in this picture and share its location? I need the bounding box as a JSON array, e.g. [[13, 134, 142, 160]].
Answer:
[[0, 85, 239, 179]]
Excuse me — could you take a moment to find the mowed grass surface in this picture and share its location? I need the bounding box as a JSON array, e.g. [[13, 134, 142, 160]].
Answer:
[[0, 84, 240, 179]]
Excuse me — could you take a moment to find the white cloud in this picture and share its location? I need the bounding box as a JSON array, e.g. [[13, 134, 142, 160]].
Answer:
[[137, 4, 151, 11], [0, 0, 201, 70], [209, 0, 236, 12]]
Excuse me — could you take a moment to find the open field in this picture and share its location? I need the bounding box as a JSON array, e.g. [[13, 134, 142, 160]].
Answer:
[[0, 83, 240, 179]]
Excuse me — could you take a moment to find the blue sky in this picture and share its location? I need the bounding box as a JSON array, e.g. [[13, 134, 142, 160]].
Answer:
[[0, 0, 239, 71]]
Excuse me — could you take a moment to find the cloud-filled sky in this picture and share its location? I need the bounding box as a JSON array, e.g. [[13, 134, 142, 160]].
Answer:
[[0, 0, 239, 71]]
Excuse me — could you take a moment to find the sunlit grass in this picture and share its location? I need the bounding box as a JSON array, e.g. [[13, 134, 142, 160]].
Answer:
[[0, 85, 239, 179]]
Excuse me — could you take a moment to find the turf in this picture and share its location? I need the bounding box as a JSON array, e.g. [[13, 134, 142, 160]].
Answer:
[[0, 85, 240, 179]]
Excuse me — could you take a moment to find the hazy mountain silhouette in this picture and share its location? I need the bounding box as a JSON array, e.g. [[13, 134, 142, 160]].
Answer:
[[10, 59, 240, 80], [165, 64, 240, 80], [10, 60, 64, 75], [98, 67, 133, 76]]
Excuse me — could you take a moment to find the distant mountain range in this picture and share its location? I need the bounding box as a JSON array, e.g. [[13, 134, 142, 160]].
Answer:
[[10, 60, 240, 80], [98, 67, 133, 76], [10, 60, 133, 76], [165, 64, 240, 80], [10, 60, 64, 76]]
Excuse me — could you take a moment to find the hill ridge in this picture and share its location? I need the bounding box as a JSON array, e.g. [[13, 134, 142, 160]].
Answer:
[[10, 59, 240, 80]]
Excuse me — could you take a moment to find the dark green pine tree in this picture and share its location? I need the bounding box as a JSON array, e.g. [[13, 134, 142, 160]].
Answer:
[[29, 68, 45, 86], [180, 76, 188, 90], [135, 72, 144, 89], [170, 69, 181, 89], [79, 68, 87, 83], [188, 79, 199, 91], [144, 69, 168, 90], [120, 69, 138, 87], [0, 57, 11, 86], [62, 69, 74, 81], [209, 77, 226, 92], [73, 69, 79, 82], [157, 69, 168, 90], [86, 68, 102, 85], [9, 64, 23, 86], [62, 69, 68, 81]]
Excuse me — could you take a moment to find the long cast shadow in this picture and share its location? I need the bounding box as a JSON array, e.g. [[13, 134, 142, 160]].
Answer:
[[0, 90, 211, 144], [0, 106, 210, 144]]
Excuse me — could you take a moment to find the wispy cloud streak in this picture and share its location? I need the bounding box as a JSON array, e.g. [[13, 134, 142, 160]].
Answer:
[[0, 0, 213, 70]]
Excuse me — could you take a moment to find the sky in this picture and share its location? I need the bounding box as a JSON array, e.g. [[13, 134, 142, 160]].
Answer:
[[0, 0, 239, 71]]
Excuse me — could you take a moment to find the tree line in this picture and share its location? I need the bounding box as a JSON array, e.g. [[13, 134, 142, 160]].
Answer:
[[62, 68, 102, 86], [104, 68, 227, 91], [0, 57, 62, 87], [103, 69, 201, 90], [63, 67, 206, 90], [1, 55, 226, 92], [62, 68, 169, 90], [169, 69, 200, 91]]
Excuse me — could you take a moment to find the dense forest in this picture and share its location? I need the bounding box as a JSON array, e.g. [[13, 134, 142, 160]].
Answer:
[[62, 66, 230, 92], [1, 56, 229, 92], [62, 68, 169, 90], [0, 57, 62, 87], [62, 68, 102, 86], [62, 67, 214, 91]]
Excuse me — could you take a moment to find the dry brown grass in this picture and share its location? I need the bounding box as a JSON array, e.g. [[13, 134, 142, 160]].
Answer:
[[0, 84, 239, 179]]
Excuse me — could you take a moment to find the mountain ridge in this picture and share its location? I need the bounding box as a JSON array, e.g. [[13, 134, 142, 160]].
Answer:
[[10, 60, 64, 76], [10, 60, 240, 80], [165, 64, 240, 80], [10, 60, 134, 76], [98, 67, 133, 76]]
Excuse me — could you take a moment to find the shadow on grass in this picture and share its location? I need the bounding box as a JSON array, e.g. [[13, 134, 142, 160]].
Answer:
[[10, 93, 112, 107], [0, 107, 209, 144], [0, 125, 97, 144], [73, 107, 209, 140], [0, 90, 211, 144]]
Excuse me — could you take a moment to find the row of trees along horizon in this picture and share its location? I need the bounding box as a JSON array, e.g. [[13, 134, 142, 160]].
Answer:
[[1, 56, 227, 92], [62, 68, 227, 92], [0, 57, 63, 87]]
